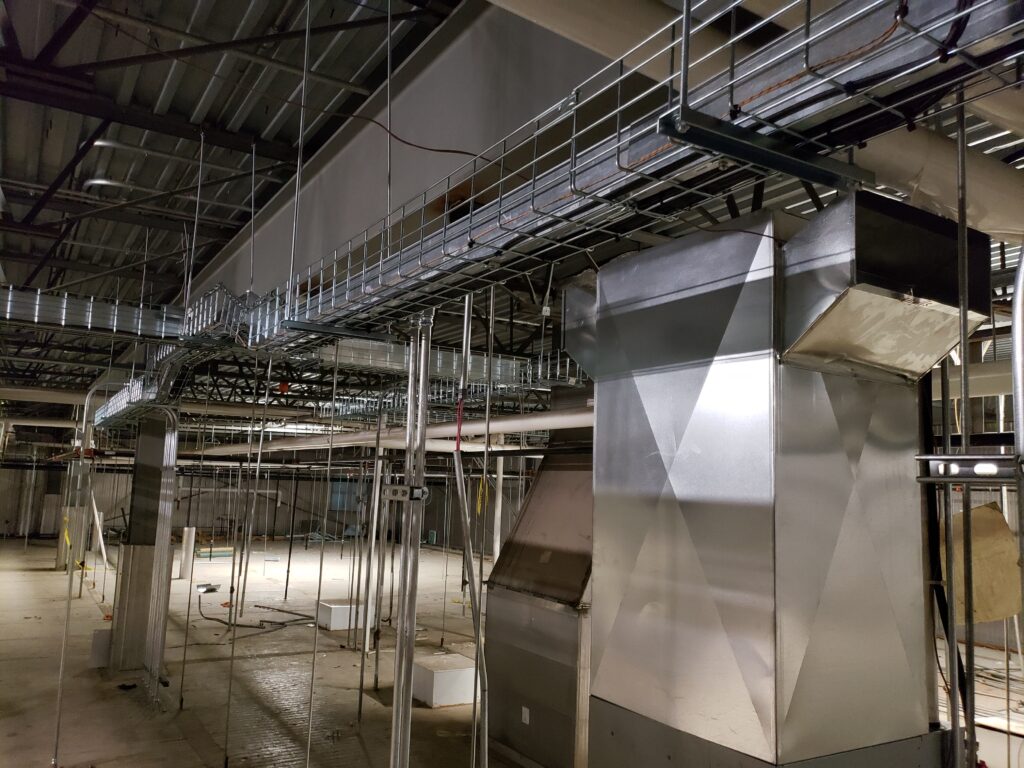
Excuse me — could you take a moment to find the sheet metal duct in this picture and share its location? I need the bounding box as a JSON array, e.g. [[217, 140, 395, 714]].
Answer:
[[487, 451, 593, 768], [783, 192, 990, 381], [489, 0, 1024, 243], [574, 196, 981, 766], [315, 337, 528, 386]]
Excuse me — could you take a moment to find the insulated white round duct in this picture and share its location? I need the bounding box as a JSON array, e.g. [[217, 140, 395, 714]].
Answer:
[[199, 406, 596, 456], [855, 128, 1024, 244]]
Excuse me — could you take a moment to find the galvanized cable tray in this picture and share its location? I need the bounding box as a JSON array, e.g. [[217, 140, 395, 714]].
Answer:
[[1, 284, 183, 340], [93, 375, 160, 428], [234, 0, 1021, 344], [77, 0, 1021, 428]]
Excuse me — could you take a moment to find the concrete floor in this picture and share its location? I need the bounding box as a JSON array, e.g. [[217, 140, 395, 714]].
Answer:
[[0, 536, 507, 768]]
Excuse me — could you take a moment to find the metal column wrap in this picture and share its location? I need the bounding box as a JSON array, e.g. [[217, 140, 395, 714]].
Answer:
[[586, 208, 931, 765], [109, 416, 178, 686], [590, 215, 779, 761], [774, 366, 926, 762]]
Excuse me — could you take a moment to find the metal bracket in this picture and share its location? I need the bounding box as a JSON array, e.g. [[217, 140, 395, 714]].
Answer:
[[658, 110, 874, 191], [915, 453, 1019, 486], [382, 484, 429, 502]]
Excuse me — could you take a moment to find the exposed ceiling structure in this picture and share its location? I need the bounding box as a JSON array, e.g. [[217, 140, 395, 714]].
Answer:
[[1, 0, 1022, 460], [0, 0, 459, 436]]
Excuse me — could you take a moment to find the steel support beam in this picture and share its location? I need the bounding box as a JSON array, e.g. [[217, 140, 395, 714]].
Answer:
[[6, 190, 235, 240], [48, 0, 389, 96], [659, 110, 874, 191], [35, 0, 101, 65], [25, 221, 75, 286], [0, 251, 179, 286], [0, 75, 295, 161], [0, 6, 23, 57], [0, 219, 62, 239], [21, 119, 110, 225], [60, 162, 288, 225], [63, 11, 427, 85]]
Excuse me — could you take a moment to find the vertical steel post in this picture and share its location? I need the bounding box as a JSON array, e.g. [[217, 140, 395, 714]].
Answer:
[[374, 461, 392, 691], [471, 287, 495, 768], [52, 380, 110, 766], [1012, 131, 1024, 768], [304, 343, 341, 768], [678, 0, 692, 112], [285, 0, 312, 320], [358, 395, 387, 722], [239, 356, 274, 615], [955, 85, 976, 768], [390, 320, 421, 768], [250, 143, 256, 295], [22, 451, 37, 549], [941, 360, 961, 767], [224, 348, 266, 765], [183, 133, 203, 313], [398, 313, 434, 763], [284, 467, 299, 600], [453, 294, 489, 768]]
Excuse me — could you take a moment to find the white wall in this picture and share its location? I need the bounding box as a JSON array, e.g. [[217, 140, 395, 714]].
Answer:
[[194, 5, 607, 296]]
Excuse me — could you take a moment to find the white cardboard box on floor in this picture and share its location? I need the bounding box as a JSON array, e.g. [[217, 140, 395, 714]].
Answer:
[[412, 653, 478, 708], [316, 599, 364, 631]]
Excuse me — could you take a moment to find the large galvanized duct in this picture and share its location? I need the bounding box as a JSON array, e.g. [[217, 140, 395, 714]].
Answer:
[[487, 388, 594, 768], [487, 0, 1024, 242], [567, 193, 989, 766]]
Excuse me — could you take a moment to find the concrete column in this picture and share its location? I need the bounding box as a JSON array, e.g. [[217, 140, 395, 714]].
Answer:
[[110, 416, 178, 684]]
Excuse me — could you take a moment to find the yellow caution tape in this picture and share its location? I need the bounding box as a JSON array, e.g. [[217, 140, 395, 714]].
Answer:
[[475, 475, 489, 517]]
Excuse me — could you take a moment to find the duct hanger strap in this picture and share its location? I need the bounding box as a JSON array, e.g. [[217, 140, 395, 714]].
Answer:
[[659, 109, 874, 190]]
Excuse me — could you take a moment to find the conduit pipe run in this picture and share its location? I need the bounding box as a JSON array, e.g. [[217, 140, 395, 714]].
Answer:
[[487, 0, 1024, 242]]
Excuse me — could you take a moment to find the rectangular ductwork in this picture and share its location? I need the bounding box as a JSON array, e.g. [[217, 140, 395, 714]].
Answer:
[[576, 195, 984, 767], [487, 390, 593, 768], [782, 192, 990, 381]]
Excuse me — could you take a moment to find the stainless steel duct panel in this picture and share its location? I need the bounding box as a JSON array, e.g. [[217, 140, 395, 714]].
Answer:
[[783, 191, 990, 381], [586, 205, 934, 766], [488, 453, 593, 768], [489, 453, 592, 605]]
